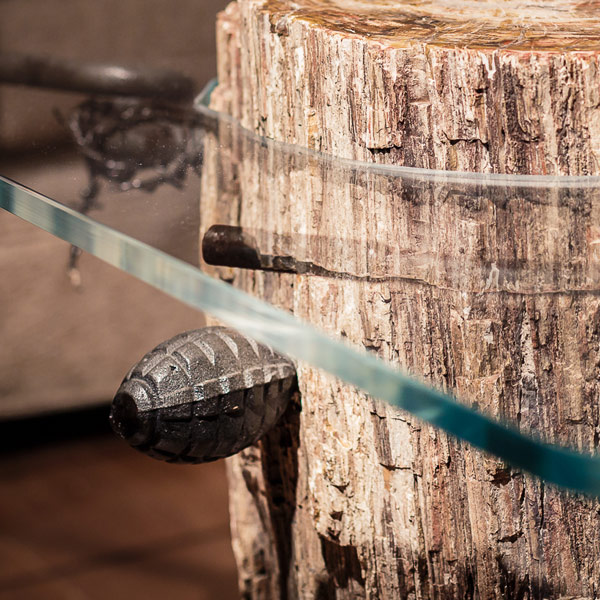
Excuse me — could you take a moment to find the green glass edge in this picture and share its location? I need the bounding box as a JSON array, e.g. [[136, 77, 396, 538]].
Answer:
[[2, 177, 600, 495], [195, 79, 600, 188]]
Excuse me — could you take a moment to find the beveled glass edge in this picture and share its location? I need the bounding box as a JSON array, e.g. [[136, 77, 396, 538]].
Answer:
[[3, 175, 600, 495], [195, 79, 600, 189]]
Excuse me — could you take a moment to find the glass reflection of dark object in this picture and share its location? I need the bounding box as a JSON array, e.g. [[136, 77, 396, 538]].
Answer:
[[203, 224, 359, 279], [61, 98, 206, 204], [0, 53, 196, 101], [58, 98, 207, 284], [0, 53, 202, 285]]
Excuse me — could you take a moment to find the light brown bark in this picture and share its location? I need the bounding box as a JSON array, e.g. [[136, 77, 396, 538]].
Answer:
[[213, 0, 600, 176], [202, 2, 600, 597]]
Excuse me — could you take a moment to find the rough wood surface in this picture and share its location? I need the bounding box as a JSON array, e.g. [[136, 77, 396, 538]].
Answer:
[[203, 1, 600, 597], [213, 0, 600, 175]]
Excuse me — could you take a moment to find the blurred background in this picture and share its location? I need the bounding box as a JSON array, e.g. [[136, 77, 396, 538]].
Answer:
[[0, 0, 238, 597]]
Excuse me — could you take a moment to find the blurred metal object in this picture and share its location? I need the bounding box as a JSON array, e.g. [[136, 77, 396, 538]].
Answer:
[[0, 52, 196, 101], [110, 326, 298, 464], [57, 97, 207, 283], [60, 98, 205, 197]]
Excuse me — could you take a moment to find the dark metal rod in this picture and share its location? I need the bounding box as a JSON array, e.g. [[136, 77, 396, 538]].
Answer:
[[202, 225, 298, 274], [0, 52, 196, 101]]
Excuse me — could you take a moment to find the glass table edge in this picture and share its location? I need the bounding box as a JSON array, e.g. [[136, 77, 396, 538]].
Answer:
[[195, 79, 600, 190], [1, 86, 600, 495]]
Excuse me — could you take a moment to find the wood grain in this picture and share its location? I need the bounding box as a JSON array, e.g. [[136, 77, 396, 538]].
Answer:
[[205, 1, 600, 597], [213, 0, 600, 174]]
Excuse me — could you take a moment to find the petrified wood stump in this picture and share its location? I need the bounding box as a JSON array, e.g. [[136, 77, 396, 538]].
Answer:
[[201, 1, 600, 598]]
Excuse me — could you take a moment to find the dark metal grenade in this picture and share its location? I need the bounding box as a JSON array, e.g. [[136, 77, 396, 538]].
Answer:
[[110, 326, 297, 463]]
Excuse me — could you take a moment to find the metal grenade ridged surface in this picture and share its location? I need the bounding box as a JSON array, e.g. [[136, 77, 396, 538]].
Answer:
[[109, 326, 297, 463]]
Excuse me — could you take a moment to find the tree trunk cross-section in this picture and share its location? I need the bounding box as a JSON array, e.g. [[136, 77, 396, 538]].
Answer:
[[202, 1, 600, 598]]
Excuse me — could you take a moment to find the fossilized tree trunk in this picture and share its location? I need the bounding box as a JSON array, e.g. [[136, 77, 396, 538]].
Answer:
[[201, 1, 600, 597]]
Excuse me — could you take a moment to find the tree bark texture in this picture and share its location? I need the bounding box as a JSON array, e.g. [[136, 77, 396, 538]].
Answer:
[[213, 0, 600, 176], [201, 1, 600, 598]]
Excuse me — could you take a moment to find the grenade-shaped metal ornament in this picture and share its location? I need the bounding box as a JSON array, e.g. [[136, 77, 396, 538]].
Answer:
[[110, 326, 298, 463]]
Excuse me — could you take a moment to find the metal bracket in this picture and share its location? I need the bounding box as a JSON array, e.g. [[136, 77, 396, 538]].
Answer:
[[110, 327, 298, 463]]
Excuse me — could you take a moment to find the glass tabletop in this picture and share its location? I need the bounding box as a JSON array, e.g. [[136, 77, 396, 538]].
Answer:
[[3, 77, 600, 495]]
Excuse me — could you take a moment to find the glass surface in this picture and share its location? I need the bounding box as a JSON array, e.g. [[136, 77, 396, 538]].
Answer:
[[3, 81, 600, 494]]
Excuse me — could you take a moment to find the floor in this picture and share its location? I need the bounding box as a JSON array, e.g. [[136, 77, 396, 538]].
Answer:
[[0, 410, 239, 600]]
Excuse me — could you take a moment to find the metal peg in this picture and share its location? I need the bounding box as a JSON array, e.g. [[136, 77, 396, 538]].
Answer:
[[110, 327, 297, 464], [202, 225, 298, 274], [202, 224, 353, 279]]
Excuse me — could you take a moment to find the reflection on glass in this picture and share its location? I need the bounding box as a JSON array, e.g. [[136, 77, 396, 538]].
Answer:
[[2, 81, 600, 494]]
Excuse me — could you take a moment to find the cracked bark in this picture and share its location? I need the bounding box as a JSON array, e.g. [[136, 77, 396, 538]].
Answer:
[[203, 1, 600, 597]]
